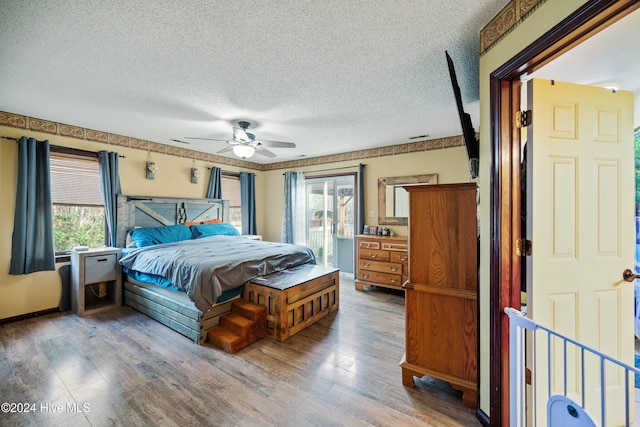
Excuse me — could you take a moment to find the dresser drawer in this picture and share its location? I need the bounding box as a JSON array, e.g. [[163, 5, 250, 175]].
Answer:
[[389, 251, 408, 263], [382, 241, 408, 251], [358, 240, 380, 250], [359, 249, 389, 261], [358, 270, 403, 287], [359, 259, 403, 274], [85, 254, 117, 284]]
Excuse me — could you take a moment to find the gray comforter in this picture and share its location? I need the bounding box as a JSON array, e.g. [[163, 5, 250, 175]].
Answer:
[[119, 235, 316, 312]]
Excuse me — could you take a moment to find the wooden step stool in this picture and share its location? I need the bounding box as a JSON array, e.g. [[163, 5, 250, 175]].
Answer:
[[207, 299, 267, 353]]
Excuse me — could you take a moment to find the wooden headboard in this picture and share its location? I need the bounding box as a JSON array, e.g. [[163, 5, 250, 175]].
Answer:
[[116, 195, 229, 247]]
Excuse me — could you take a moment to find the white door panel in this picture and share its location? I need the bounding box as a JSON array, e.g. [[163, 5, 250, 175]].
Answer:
[[527, 78, 634, 426]]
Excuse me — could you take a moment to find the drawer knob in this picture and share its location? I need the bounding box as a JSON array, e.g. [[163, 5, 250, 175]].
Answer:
[[362, 274, 369, 279], [363, 263, 370, 268], [390, 278, 398, 283], [398, 256, 408, 262], [390, 267, 398, 272], [369, 252, 378, 258]]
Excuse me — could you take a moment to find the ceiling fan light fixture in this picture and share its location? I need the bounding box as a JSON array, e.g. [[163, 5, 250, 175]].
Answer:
[[232, 144, 255, 159], [184, 120, 293, 159]]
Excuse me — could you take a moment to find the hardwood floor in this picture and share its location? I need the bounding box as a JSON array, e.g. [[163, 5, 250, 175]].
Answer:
[[0, 276, 478, 426]]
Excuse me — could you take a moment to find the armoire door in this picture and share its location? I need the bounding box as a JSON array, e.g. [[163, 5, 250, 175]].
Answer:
[[401, 183, 478, 408]]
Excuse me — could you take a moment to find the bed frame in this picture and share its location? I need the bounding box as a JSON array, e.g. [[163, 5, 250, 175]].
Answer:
[[117, 195, 233, 343], [116, 194, 229, 248], [116, 194, 340, 345], [125, 279, 238, 344]]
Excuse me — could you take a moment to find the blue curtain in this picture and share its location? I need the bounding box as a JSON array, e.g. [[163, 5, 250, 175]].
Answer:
[[98, 151, 121, 247], [10, 137, 55, 274], [354, 164, 365, 280], [357, 163, 365, 234], [206, 166, 222, 199], [240, 172, 256, 235], [282, 171, 297, 243]]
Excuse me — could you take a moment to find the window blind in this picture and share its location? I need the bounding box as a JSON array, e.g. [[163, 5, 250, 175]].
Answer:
[[222, 175, 241, 208], [50, 153, 103, 206]]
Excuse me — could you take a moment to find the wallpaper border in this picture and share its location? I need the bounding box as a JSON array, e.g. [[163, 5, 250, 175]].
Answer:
[[480, 0, 547, 56]]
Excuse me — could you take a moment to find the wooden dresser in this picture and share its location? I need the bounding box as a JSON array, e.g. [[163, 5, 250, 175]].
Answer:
[[354, 235, 408, 291], [400, 183, 478, 408]]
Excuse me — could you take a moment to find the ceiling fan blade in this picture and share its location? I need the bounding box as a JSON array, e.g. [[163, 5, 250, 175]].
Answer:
[[258, 140, 296, 149], [217, 146, 234, 154], [254, 146, 277, 158], [184, 137, 229, 142], [232, 127, 252, 143]]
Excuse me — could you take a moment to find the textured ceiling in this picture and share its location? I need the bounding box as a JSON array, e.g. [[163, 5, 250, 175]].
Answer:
[[1, 0, 510, 163], [528, 8, 640, 94]]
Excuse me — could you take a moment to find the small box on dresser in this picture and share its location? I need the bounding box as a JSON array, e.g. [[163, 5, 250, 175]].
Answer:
[[71, 247, 122, 316], [355, 235, 408, 291]]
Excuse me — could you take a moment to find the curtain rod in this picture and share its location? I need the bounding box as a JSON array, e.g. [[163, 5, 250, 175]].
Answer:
[[205, 167, 237, 173], [50, 144, 126, 158], [283, 163, 365, 175], [2, 138, 126, 158], [2, 135, 50, 143]]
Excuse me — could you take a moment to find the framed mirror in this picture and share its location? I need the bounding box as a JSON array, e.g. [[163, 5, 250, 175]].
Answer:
[[378, 174, 438, 225]]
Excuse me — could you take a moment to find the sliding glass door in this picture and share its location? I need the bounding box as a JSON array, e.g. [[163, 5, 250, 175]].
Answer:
[[305, 175, 355, 273]]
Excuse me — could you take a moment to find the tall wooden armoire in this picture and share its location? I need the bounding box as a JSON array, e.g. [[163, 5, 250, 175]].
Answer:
[[400, 182, 478, 408]]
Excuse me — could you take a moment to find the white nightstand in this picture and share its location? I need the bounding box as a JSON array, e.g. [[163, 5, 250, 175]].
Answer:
[[70, 247, 122, 316]]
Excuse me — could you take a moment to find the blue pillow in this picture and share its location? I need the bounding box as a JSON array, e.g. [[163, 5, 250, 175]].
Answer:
[[128, 224, 192, 247], [190, 223, 240, 239]]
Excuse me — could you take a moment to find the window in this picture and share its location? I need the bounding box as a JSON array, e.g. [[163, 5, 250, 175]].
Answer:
[[221, 173, 242, 233], [50, 148, 105, 254]]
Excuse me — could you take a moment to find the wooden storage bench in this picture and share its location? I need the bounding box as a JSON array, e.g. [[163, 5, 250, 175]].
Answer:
[[243, 264, 339, 341]]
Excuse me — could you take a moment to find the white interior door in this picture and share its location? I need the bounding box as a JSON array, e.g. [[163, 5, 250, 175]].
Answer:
[[526, 78, 635, 426]]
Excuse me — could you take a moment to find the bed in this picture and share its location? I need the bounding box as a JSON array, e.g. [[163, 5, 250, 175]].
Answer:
[[116, 195, 316, 343]]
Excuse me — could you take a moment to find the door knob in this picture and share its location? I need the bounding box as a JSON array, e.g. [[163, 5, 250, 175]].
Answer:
[[622, 269, 640, 282]]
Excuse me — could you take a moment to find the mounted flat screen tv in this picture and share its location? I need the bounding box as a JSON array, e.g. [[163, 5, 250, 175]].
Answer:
[[446, 51, 479, 179]]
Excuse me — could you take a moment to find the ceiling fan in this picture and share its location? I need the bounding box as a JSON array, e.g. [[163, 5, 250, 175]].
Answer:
[[184, 121, 296, 159]]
